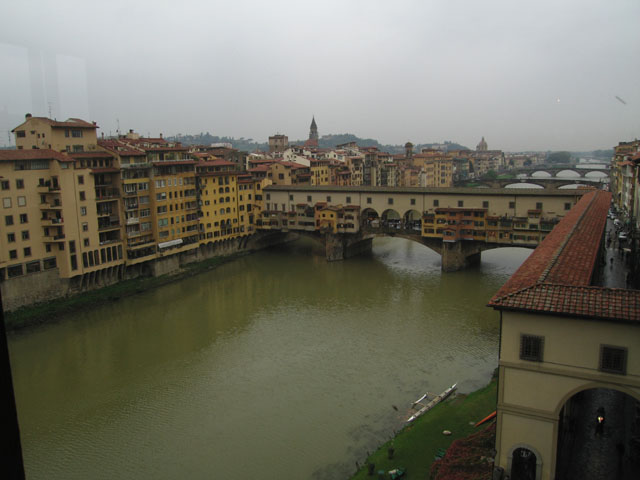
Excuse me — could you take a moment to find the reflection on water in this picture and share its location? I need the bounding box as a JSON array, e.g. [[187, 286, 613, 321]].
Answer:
[[8, 238, 531, 480]]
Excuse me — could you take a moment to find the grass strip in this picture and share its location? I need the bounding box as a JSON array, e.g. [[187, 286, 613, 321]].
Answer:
[[349, 379, 497, 480]]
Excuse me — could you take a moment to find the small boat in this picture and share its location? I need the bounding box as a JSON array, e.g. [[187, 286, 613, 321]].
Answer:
[[406, 383, 457, 423], [474, 410, 496, 427]]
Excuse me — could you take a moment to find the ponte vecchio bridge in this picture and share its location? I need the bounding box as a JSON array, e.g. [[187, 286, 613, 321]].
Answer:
[[258, 185, 591, 271]]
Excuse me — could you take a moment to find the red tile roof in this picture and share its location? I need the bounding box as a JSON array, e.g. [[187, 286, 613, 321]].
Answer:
[[490, 284, 640, 323], [12, 117, 97, 131], [98, 139, 147, 156], [489, 190, 640, 323]]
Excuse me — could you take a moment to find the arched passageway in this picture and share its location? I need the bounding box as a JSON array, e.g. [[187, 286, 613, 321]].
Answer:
[[555, 387, 639, 480]]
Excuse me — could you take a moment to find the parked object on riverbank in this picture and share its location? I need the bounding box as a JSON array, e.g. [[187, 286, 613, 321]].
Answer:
[[407, 383, 457, 423], [474, 411, 496, 427], [442, 430, 452, 436]]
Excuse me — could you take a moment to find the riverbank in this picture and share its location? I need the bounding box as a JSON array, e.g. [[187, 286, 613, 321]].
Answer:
[[349, 377, 498, 480], [2, 252, 246, 331]]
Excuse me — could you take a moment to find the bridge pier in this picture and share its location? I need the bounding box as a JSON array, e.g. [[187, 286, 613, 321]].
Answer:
[[325, 233, 372, 261], [441, 241, 482, 272]]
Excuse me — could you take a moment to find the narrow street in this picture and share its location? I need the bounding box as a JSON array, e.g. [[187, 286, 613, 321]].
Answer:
[[599, 217, 633, 289]]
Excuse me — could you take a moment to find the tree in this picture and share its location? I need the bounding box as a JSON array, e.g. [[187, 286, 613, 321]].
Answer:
[[547, 151, 572, 164], [484, 169, 498, 180]]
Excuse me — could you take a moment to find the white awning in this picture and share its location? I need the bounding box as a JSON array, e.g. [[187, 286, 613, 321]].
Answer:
[[158, 238, 183, 249]]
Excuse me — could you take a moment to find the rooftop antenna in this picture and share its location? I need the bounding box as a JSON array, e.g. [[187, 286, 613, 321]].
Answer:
[[116, 118, 120, 136], [48, 102, 52, 119]]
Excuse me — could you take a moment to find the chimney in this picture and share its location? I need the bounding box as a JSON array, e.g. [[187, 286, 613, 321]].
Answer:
[[159, 133, 163, 139], [25, 113, 32, 119]]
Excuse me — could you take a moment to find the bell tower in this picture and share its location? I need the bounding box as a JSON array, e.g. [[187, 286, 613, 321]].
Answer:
[[309, 116, 318, 141]]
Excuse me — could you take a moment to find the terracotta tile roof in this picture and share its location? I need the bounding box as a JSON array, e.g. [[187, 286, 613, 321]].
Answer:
[[69, 151, 114, 159], [12, 117, 97, 130], [489, 190, 640, 323], [98, 139, 146, 156], [0, 149, 72, 162], [196, 159, 236, 167], [491, 285, 640, 323], [151, 160, 195, 166]]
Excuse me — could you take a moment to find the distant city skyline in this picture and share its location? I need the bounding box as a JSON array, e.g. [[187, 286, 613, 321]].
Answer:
[[1, 0, 639, 152]]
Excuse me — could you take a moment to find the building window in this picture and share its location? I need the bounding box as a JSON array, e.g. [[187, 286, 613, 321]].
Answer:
[[327, 196, 331, 202], [509, 201, 516, 209], [433, 200, 439, 207], [536, 202, 543, 210], [458, 200, 464, 207], [19, 213, 27, 224], [411, 198, 416, 206], [388, 198, 393, 205], [346, 196, 351, 204], [84, 238, 90, 247], [367, 197, 372, 204], [5, 215, 14, 226], [0, 180, 9, 190], [7, 233, 15, 242], [2, 198, 10, 208], [24, 247, 31, 257], [80, 207, 87, 216], [599, 345, 627, 375], [289, 194, 293, 201], [71, 129, 83, 138], [78, 175, 84, 184], [17, 196, 26, 207], [82, 222, 88, 232], [520, 334, 544, 362], [26, 261, 41, 273], [43, 257, 57, 269], [16, 130, 26, 138], [7, 265, 23, 277], [21, 230, 29, 240], [79, 191, 86, 201], [9, 250, 17, 259], [564, 203, 571, 210], [483, 201, 489, 208], [307, 195, 312, 202], [16, 179, 24, 189]]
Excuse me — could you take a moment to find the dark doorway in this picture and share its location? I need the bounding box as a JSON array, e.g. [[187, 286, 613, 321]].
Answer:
[[511, 447, 537, 480]]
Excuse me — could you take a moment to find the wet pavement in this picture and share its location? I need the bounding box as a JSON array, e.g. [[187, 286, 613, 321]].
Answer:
[[598, 217, 633, 289], [555, 389, 637, 480]]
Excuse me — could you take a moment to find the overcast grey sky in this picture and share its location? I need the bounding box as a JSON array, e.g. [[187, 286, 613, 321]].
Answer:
[[1, 0, 639, 151]]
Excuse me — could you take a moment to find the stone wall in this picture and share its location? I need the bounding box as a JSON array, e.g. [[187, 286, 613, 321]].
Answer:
[[0, 269, 71, 312]]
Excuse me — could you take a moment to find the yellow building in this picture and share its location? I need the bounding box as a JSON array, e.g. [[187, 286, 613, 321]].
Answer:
[[0, 149, 125, 297], [489, 190, 640, 480], [12, 113, 99, 153], [119, 137, 199, 255], [198, 168, 239, 241], [311, 159, 330, 185], [98, 139, 156, 264]]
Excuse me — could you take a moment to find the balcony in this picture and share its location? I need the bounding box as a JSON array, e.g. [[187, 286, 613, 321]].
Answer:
[[98, 217, 121, 231], [41, 217, 64, 226], [124, 202, 139, 211], [37, 181, 60, 192], [40, 201, 63, 210], [44, 233, 66, 242], [95, 188, 120, 200], [126, 217, 140, 225]]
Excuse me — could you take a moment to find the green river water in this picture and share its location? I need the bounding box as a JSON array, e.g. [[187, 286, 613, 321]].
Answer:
[[7, 237, 530, 479]]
